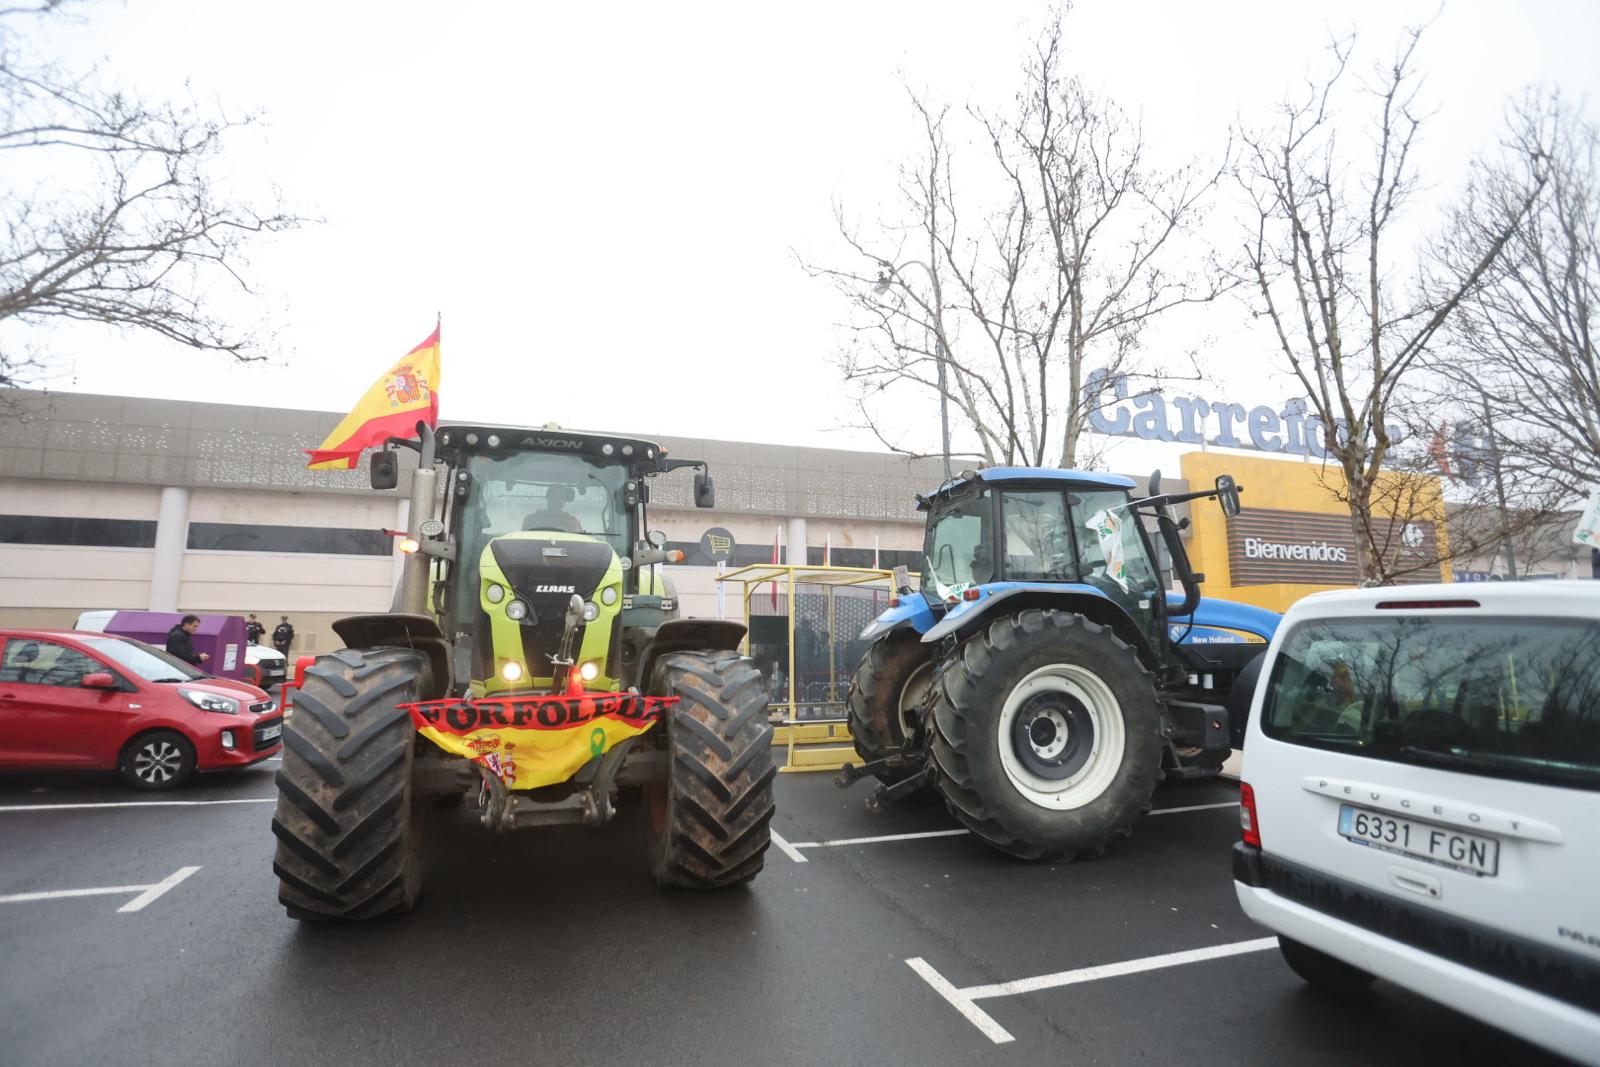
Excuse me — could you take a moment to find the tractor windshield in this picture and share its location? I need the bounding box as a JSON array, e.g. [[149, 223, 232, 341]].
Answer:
[[452, 450, 632, 627], [922, 488, 992, 597]]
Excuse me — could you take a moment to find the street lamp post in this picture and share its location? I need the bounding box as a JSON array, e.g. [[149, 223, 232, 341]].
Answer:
[[875, 261, 953, 482]]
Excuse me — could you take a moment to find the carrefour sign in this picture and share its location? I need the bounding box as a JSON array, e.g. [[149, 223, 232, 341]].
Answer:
[[1087, 369, 1334, 456]]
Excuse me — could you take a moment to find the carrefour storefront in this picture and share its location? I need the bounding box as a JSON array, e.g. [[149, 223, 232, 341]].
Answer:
[[1180, 452, 1449, 614]]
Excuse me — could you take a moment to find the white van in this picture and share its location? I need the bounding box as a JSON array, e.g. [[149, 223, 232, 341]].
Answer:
[[1233, 582, 1600, 1065]]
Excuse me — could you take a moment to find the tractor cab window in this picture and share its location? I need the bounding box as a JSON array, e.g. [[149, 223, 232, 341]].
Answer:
[[453, 451, 631, 627], [1000, 490, 1074, 581], [1070, 490, 1162, 599], [922, 490, 991, 598]]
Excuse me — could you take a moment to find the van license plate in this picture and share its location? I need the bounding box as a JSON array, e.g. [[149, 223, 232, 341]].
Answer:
[[1337, 805, 1499, 877]]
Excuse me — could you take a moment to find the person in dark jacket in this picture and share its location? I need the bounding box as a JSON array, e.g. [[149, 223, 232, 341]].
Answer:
[[245, 614, 266, 645], [165, 615, 210, 667], [273, 617, 295, 656]]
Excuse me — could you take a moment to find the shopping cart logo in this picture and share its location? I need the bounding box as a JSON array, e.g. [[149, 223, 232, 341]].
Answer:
[[699, 526, 737, 562]]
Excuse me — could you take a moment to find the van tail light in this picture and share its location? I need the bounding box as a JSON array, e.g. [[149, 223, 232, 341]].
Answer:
[[1240, 781, 1261, 847]]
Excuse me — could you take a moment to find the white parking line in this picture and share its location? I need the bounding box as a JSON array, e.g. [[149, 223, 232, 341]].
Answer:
[[0, 866, 201, 913], [768, 829, 809, 863], [1148, 801, 1238, 816], [118, 866, 201, 912], [906, 957, 1015, 1044], [909, 937, 1280, 1044], [0, 798, 275, 812], [789, 828, 972, 849]]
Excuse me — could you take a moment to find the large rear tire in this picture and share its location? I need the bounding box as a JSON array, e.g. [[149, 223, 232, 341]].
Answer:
[[929, 609, 1163, 861], [270, 647, 426, 920], [645, 650, 776, 888], [846, 630, 935, 783]]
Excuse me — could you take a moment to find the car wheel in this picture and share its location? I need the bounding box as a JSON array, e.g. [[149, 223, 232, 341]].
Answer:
[[119, 731, 197, 791], [1279, 937, 1376, 996]]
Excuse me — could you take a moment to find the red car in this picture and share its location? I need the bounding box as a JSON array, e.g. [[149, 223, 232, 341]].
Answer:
[[0, 628, 283, 790]]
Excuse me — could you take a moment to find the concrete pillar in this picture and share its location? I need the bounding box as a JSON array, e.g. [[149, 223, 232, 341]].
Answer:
[[148, 486, 190, 612], [786, 517, 807, 567]]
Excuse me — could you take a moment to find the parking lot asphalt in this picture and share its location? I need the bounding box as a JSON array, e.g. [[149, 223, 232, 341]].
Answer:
[[0, 764, 1575, 1067]]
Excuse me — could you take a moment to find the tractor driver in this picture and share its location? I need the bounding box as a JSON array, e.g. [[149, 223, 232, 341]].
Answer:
[[524, 484, 582, 534]]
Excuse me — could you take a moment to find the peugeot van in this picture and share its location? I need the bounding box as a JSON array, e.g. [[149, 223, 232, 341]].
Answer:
[[1233, 582, 1599, 1064]]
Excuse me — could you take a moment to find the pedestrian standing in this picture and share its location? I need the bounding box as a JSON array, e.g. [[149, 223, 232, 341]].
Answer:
[[273, 616, 295, 656], [166, 614, 211, 667], [245, 614, 266, 645]]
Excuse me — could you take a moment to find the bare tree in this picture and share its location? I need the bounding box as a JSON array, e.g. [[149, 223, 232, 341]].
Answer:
[[1237, 27, 1545, 584], [0, 1, 300, 390], [804, 11, 1225, 470], [1429, 91, 1599, 508]]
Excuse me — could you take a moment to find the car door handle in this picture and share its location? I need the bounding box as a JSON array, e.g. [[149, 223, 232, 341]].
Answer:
[[0, 693, 16, 701]]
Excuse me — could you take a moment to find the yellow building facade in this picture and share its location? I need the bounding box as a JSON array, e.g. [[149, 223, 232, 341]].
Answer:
[[1180, 452, 1452, 614]]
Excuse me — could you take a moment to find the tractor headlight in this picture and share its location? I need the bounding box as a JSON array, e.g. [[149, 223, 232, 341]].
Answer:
[[505, 599, 528, 621], [501, 661, 523, 683], [579, 661, 600, 682], [599, 586, 618, 606], [582, 601, 600, 622], [486, 583, 505, 604]]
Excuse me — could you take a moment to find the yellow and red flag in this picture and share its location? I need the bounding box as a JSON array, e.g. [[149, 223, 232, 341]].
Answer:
[[306, 324, 441, 470]]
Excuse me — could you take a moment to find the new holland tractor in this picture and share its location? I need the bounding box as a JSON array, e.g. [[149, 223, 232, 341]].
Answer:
[[839, 466, 1280, 860], [270, 424, 774, 920]]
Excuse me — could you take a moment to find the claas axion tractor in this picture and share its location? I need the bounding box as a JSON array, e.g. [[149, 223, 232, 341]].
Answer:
[[840, 466, 1281, 860], [271, 423, 774, 920]]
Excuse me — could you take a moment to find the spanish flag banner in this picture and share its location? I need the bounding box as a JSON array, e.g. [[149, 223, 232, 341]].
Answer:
[[306, 324, 441, 470], [401, 690, 676, 790]]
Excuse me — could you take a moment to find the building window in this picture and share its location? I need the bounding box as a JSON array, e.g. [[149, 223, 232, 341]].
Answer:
[[186, 522, 391, 556], [0, 514, 158, 548]]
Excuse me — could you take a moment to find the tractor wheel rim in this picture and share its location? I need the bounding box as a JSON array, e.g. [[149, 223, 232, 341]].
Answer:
[[996, 663, 1125, 811], [133, 741, 181, 784], [897, 661, 933, 740]]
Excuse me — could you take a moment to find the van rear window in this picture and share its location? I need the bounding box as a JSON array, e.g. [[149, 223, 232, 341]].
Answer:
[[1261, 617, 1600, 791]]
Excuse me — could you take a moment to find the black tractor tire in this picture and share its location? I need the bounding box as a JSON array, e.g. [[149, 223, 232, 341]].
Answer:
[[270, 647, 426, 921], [846, 630, 937, 783], [929, 609, 1163, 861], [645, 650, 776, 888], [1279, 937, 1376, 996], [119, 730, 196, 791]]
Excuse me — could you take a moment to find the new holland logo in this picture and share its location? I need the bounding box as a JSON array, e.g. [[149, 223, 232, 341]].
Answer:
[[535, 584, 577, 593]]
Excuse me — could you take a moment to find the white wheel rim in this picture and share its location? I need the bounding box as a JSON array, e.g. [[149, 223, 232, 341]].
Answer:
[[897, 661, 932, 738], [995, 663, 1125, 810], [133, 741, 182, 784]]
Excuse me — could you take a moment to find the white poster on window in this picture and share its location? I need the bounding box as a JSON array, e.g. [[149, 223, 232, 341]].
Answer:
[[1574, 489, 1600, 549], [223, 644, 239, 671], [1086, 508, 1130, 592]]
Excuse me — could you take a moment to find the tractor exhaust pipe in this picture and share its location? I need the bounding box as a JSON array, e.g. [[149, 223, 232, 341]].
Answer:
[[391, 423, 438, 616]]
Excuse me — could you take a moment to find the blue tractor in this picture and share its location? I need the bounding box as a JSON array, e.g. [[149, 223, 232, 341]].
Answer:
[[839, 466, 1280, 859]]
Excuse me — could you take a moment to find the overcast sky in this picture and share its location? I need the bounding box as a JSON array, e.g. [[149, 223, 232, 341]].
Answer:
[[18, 0, 1600, 466]]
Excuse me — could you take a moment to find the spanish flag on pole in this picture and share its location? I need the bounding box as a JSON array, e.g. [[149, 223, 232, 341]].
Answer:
[[305, 323, 441, 470]]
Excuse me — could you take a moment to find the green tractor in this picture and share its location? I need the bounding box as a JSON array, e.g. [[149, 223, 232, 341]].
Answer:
[[270, 423, 775, 920]]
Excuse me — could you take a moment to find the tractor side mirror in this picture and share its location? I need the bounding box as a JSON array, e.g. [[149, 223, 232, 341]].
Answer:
[[693, 470, 715, 509], [370, 450, 399, 491], [1215, 475, 1241, 518], [1148, 469, 1162, 497]]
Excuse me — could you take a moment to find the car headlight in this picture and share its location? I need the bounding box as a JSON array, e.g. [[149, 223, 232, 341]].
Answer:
[[505, 599, 528, 621], [179, 689, 240, 715], [582, 601, 600, 622]]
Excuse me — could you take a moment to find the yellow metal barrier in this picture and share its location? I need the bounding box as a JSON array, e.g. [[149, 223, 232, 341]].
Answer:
[[770, 717, 855, 773]]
